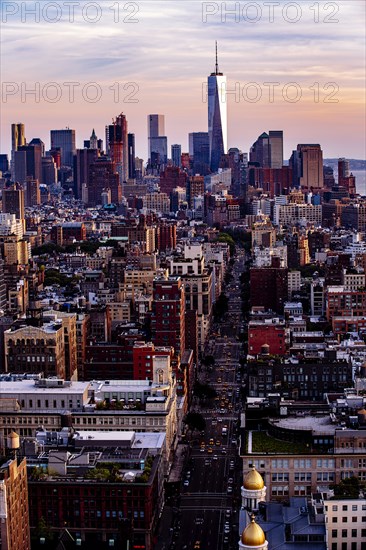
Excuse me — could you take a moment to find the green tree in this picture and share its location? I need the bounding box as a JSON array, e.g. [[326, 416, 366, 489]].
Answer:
[[183, 412, 206, 432], [331, 477, 360, 498]]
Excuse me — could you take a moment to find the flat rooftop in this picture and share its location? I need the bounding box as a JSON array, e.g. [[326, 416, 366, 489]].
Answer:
[[269, 415, 335, 435]]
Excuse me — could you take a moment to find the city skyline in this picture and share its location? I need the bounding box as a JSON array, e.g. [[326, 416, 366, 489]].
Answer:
[[1, 1, 365, 161]]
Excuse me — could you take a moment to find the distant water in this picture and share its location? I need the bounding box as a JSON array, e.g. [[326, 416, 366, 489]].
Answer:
[[353, 170, 366, 196]]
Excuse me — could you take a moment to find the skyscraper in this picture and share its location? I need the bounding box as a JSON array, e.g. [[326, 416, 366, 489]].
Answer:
[[88, 158, 121, 207], [208, 42, 227, 172], [11, 123, 26, 180], [148, 114, 167, 165], [2, 184, 25, 220], [11, 123, 26, 152], [296, 144, 324, 190], [171, 144, 181, 168], [128, 133, 136, 179], [107, 113, 129, 184], [74, 148, 99, 199], [50, 128, 76, 167], [268, 130, 284, 169], [189, 132, 210, 175]]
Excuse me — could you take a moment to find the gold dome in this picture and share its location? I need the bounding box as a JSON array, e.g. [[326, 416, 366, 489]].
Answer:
[[241, 516, 266, 546], [244, 467, 264, 490]]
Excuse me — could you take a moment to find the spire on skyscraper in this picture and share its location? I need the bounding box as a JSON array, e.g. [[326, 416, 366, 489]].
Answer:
[[215, 41, 219, 75]]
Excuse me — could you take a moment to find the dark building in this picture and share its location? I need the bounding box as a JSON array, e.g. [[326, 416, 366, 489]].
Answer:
[[171, 144, 181, 168], [189, 132, 210, 176], [25, 178, 40, 207], [250, 132, 270, 167], [88, 158, 122, 207], [0, 154, 9, 173], [50, 129, 76, 167], [248, 354, 353, 400], [108, 113, 129, 184], [2, 184, 25, 219], [250, 258, 288, 314], [186, 176, 205, 209], [128, 133, 136, 179], [74, 148, 99, 200], [341, 203, 366, 232], [151, 277, 185, 358], [17, 144, 42, 183]]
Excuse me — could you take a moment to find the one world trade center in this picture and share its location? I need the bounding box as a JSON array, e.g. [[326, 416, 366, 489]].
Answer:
[[208, 42, 228, 173]]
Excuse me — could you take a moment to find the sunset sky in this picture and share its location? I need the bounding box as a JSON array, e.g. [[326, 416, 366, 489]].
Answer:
[[1, 0, 365, 161]]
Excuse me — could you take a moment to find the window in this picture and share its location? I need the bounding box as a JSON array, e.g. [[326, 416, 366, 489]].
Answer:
[[342, 505, 348, 511], [332, 529, 338, 537], [342, 529, 347, 538], [351, 530, 357, 538], [342, 517, 347, 523], [332, 517, 338, 523]]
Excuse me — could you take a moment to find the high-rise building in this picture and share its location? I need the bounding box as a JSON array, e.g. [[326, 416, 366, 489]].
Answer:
[[268, 130, 283, 169], [88, 157, 121, 207], [338, 157, 350, 185], [296, 144, 324, 190], [50, 128, 76, 167], [148, 114, 167, 165], [0, 453, 31, 550], [208, 43, 227, 172], [151, 276, 185, 357], [189, 132, 210, 175], [73, 148, 99, 200], [17, 143, 42, 183], [128, 133, 136, 179], [107, 113, 129, 184], [250, 132, 270, 167], [171, 144, 181, 167], [25, 178, 40, 206], [11, 123, 26, 181], [41, 156, 57, 186], [2, 184, 25, 220]]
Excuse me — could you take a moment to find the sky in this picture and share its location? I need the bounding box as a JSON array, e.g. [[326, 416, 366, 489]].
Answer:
[[1, 0, 365, 162]]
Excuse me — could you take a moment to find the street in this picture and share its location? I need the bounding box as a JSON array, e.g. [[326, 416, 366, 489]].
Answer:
[[157, 247, 247, 550]]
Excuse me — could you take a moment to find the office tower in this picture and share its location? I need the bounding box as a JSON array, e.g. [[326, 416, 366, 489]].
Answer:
[[11, 123, 26, 181], [25, 178, 40, 206], [107, 113, 129, 184], [148, 114, 167, 165], [268, 130, 283, 169], [296, 144, 324, 190], [151, 276, 185, 357], [250, 132, 270, 167], [208, 42, 227, 172], [11, 123, 26, 152], [0, 454, 31, 550], [17, 143, 42, 183], [41, 156, 57, 186], [338, 157, 350, 185], [73, 148, 99, 200], [0, 154, 9, 173], [88, 157, 121, 206], [50, 128, 76, 167], [171, 144, 181, 168], [2, 184, 25, 220], [189, 132, 210, 175], [13, 150, 27, 184], [128, 133, 136, 179]]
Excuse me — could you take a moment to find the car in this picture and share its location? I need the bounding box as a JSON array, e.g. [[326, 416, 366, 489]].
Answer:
[[207, 447, 213, 453], [200, 447, 205, 452], [225, 509, 231, 518], [194, 542, 201, 549], [209, 438, 214, 445], [183, 480, 189, 486], [227, 486, 233, 494], [216, 440, 221, 446], [228, 478, 233, 484], [218, 418, 223, 422], [231, 439, 237, 445], [186, 471, 191, 477], [221, 448, 227, 454], [217, 378, 222, 383], [220, 408, 226, 414], [213, 454, 218, 460]]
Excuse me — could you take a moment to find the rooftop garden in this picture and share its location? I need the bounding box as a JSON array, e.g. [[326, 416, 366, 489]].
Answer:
[[251, 431, 311, 454]]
